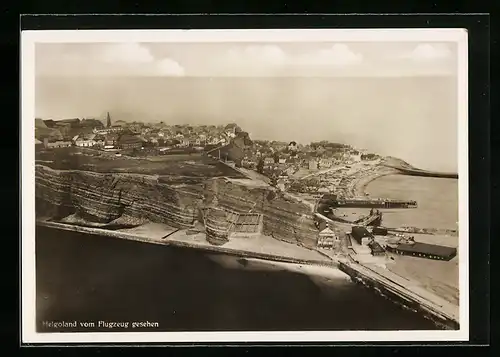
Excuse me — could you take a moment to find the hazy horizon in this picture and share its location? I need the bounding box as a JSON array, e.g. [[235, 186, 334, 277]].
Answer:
[[35, 76, 458, 172], [34, 41, 459, 172]]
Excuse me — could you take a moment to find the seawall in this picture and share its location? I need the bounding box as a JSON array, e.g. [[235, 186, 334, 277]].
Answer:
[[36, 220, 338, 268], [338, 261, 460, 330]]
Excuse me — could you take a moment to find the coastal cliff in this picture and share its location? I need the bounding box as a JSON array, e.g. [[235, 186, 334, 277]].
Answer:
[[36, 165, 204, 228], [203, 178, 319, 248], [36, 166, 319, 247]]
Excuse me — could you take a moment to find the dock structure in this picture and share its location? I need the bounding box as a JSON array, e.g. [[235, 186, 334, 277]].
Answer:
[[331, 198, 417, 209], [383, 161, 458, 179], [338, 259, 459, 330], [353, 212, 382, 226]]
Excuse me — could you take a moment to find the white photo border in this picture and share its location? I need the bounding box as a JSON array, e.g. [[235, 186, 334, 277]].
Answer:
[[21, 28, 469, 344]]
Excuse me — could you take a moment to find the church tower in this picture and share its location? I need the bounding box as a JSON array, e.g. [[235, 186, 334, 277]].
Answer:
[[106, 112, 111, 128]]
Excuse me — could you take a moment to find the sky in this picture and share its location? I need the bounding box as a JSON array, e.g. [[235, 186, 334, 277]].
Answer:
[[34, 41, 459, 172]]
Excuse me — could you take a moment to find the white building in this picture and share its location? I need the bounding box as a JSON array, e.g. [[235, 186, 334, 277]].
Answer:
[[74, 134, 97, 147], [317, 227, 341, 250], [46, 140, 72, 149], [75, 139, 96, 147]]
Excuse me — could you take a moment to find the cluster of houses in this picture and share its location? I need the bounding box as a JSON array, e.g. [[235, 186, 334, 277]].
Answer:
[[35, 114, 243, 153], [35, 115, 382, 193], [236, 139, 377, 192]]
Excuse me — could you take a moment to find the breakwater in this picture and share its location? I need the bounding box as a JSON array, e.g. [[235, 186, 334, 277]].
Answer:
[[338, 261, 459, 330], [396, 169, 458, 179], [383, 162, 458, 179], [332, 198, 418, 209]]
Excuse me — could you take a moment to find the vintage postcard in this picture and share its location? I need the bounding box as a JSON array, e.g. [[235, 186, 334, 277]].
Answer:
[[21, 28, 468, 344]]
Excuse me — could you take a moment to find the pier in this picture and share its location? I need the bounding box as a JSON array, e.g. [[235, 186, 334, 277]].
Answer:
[[383, 161, 458, 179], [330, 198, 417, 209]]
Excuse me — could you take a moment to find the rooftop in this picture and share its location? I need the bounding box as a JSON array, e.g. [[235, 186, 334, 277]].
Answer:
[[368, 240, 385, 253], [396, 242, 457, 258]]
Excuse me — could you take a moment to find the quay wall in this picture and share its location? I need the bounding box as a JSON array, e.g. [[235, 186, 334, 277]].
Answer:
[[338, 261, 459, 330], [333, 199, 417, 209], [398, 170, 459, 179], [36, 220, 337, 268]]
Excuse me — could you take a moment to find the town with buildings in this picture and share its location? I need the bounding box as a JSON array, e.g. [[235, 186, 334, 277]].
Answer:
[[35, 112, 381, 187]]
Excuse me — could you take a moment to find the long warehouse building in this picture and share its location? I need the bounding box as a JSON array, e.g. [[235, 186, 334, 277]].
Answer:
[[387, 242, 457, 261]]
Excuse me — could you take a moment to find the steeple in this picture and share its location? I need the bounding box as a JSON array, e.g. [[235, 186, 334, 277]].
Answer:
[[106, 112, 111, 128]]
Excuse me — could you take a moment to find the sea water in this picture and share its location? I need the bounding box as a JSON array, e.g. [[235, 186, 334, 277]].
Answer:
[[35, 225, 437, 332]]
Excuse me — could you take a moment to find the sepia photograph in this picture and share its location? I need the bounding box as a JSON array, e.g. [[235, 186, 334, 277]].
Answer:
[[21, 29, 468, 343]]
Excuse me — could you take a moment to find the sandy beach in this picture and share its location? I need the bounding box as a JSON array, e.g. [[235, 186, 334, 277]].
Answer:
[[351, 166, 399, 197], [37, 219, 334, 266]]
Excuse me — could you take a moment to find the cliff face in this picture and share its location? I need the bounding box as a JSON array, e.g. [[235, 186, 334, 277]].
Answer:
[[36, 165, 204, 228], [36, 165, 319, 248], [203, 178, 318, 248]]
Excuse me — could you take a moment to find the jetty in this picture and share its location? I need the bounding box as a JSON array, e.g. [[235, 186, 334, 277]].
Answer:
[[338, 259, 459, 330], [383, 161, 458, 179], [331, 198, 418, 209]]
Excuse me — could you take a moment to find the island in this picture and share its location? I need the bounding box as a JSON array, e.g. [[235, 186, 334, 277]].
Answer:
[[35, 115, 460, 330]]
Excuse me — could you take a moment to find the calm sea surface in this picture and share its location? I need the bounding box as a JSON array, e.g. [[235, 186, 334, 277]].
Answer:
[[36, 225, 438, 332], [365, 175, 459, 230]]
